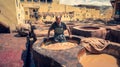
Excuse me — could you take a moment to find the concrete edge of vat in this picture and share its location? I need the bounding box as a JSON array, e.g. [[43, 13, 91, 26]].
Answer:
[[71, 26, 107, 39], [78, 41, 120, 60], [32, 35, 84, 67]]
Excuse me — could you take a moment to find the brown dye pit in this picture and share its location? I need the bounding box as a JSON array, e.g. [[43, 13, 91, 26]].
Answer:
[[79, 53, 118, 67], [80, 27, 99, 30], [41, 41, 78, 50]]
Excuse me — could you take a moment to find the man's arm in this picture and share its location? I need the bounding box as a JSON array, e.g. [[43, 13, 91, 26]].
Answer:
[[47, 29, 51, 39], [47, 23, 54, 39], [63, 23, 71, 38], [67, 26, 71, 38]]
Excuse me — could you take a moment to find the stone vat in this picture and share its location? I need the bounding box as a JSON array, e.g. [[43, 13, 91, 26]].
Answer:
[[71, 26, 107, 39], [32, 35, 120, 67], [78, 42, 120, 67], [32, 36, 84, 67]]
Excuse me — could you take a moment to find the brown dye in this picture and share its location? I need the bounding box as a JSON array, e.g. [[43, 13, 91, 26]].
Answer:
[[79, 53, 118, 67], [41, 42, 78, 50]]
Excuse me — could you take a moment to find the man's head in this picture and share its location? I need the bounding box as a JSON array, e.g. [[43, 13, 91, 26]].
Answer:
[[56, 16, 61, 24]]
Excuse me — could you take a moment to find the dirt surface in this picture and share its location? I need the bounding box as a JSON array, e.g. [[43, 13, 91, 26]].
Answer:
[[32, 36, 83, 67], [0, 33, 26, 67]]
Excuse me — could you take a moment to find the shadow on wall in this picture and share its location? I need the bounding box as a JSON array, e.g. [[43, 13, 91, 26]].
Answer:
[[0, 22, 10, 33], [21, 36, 36, 67], [21, 24, 37, 67]]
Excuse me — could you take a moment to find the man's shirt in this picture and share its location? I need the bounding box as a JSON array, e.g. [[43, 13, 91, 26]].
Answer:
[[49, 22, 67, 35]]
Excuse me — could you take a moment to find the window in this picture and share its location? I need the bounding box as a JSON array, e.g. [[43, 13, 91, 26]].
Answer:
[[40, 0, 52, 3], [16, 0, 18, 7], [52, 15, 54, 18], [27, 0, 32, 2], [47, 0, 52, 3], [40, 0, 45, 2], [18, 14, 20, 16], [0, 10, 1, 14], [34, 0, 39, 2], [25, 11, 28, 15], [43, 16, 46, 19], [20, 0, 24, 2], [18, 14, 20, 19], [86, 10, 89, 12]]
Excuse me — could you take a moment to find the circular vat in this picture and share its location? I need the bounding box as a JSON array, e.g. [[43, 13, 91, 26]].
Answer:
[[40, 38, 78, 51], [78, 48, 119, 67], [32, 36, 120, 67], [32, 36, 83, 67], [72, 26, 107, 39], [78, 41, 120, 67]]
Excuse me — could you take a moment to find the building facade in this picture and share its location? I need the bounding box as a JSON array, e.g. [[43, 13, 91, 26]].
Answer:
[[0, 0, 25, 31], [20, 0, 112, 22]]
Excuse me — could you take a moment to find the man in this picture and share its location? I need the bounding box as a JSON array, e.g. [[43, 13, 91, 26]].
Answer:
[[34, 9, 39, 21], [47, 16, 71, 42]]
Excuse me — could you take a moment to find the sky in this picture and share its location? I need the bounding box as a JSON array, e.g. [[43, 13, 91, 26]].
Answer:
[[60, 0, 111, 6]]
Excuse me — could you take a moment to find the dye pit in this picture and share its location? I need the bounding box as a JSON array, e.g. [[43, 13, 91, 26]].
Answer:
[[41, 40, 78, 50], [78, 53, 118, 67], [71, 26, 107, 39], [33, 36, 120, 67], [31, 22, 120, 67]]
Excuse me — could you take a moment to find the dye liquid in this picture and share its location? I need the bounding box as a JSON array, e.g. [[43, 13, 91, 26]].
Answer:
[[79, 54, 118, 67], [41, 42, 77, 50]]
